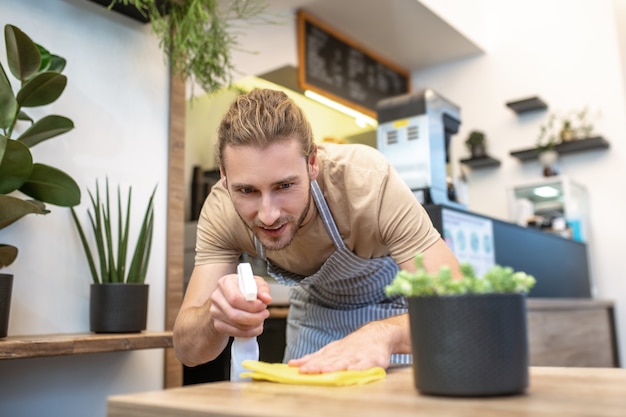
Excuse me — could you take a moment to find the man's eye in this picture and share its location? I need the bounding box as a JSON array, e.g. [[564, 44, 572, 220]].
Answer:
[[239, 187, 255, 194], [278, 183, 292, 190]]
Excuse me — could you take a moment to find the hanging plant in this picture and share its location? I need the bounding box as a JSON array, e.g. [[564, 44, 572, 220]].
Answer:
[[110, 0, 270, 94]]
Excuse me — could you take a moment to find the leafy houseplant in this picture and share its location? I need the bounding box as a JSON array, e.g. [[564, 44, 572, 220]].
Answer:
[[464, 130, 487, 158], [71, 179, 156, 333], [0, 24, 81, 338], [0, 24, 81, 267], [386, 255, 536, 397], [108, 0, 269, 94], [536, 113, 560, 176]]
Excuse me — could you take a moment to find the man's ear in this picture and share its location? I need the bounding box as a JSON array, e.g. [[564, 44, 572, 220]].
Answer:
[[219, 167, 227, 188], [308, 145, 319, 180]]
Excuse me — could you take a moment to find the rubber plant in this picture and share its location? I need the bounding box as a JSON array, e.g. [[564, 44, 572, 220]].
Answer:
[[71, 179, 156, 284], [0, 24, 81, 268], [108, 0, 269, 94]]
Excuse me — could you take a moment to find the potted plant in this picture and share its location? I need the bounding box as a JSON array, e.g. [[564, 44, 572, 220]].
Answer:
[[107, 0, 268, 94], [71, 179, 156, 333], [386, 255, 536, 397], [536, 113, 560, 176], [464, 130, 487, 158], [0, 24, 81, 338]]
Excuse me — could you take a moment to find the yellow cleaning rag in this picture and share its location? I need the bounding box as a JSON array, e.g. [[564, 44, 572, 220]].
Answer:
[[239, 360, 386, 386]]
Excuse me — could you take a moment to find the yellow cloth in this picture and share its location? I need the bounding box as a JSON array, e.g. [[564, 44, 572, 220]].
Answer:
[[240, 360, 386, 386]]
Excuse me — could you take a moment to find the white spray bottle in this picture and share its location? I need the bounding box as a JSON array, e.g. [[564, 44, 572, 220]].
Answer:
[[230, 263, 260, 381]]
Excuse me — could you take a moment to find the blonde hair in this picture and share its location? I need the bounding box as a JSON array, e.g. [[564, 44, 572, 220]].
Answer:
[[216, 89, 315, 168]]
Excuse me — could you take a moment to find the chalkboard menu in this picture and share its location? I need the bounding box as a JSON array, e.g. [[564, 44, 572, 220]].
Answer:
[[297, 10, 410, 118]]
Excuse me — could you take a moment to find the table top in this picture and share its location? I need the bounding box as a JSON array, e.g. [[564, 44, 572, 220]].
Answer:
[[108, 366, 626, 417]]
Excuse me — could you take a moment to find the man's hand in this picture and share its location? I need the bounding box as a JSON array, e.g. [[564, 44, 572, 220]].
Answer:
[[287, 315, 410, 373], [209, 273, 272, 338]]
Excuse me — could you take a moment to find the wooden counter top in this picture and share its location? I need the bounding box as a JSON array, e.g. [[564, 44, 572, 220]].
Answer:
[[108, 366, 626, 417], [0, 331, 173, 359]]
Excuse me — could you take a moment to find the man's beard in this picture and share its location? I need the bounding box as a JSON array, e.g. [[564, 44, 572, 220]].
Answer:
[[252, 194, 312, 251]]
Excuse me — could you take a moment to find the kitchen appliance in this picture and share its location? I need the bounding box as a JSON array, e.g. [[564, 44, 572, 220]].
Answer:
[[376, 89, 464, 209]]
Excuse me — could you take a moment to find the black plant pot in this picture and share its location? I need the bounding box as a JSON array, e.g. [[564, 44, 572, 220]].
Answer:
[[408, 293, 528, 397], [0, 273, 13, 338], [90, 283, 149, 333]]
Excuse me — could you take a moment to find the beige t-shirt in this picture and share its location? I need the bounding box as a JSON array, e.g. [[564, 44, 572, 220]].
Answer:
[[195, 143, 440, 276]]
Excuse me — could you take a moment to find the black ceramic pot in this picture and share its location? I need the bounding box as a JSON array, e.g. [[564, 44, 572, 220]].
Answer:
[[408, 293, 528, 397], [0, 273, 13, 338], [90, 283, 149, 333]]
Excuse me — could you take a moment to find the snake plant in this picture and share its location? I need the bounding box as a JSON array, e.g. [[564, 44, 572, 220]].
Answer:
[[71, 179, 156, 284]]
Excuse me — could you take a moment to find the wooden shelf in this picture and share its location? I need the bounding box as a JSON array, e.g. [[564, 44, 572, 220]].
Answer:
[[459, 155, 501, 168], [0, 331, 173, 360], [506, 96, 548, 114], [510, 136, 610, 161]]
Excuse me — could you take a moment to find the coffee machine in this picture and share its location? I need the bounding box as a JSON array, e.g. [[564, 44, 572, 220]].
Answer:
[[376, 89, 464, 209]]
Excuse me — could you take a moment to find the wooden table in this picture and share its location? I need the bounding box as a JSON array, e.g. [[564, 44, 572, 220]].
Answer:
[[108, 366, 626, 417]]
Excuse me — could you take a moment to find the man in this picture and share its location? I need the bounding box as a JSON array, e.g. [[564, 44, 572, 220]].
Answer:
[[173, 88, 461, 374]]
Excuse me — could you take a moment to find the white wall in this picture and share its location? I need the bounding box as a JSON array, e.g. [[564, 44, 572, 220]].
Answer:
[[1, 0, 169, 416], [413, 0, 626, 366]]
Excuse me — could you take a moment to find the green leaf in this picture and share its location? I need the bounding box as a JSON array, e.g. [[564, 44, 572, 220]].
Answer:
[[35, 44, 51, 74], [71, 207, 100, 284], [0, 139, 33, 194], [18, 163, 81, 207], [0, 63, 18, 130], [48, 55, 66, 73], [127, 186, 156, 283], [0, 134, 6, 166], [16, 72, 67, 107], [4, 24, 41, 82], [16, 110, 32, 123], [0, 245, 18, 268], [17, 115, 74, 147], [0, 194, 49, 229]]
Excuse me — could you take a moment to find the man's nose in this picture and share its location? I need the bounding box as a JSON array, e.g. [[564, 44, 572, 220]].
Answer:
[[257, 194, 280, 225]]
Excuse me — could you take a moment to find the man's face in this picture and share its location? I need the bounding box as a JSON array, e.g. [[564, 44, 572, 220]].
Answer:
[[221, 138, 319, 251]]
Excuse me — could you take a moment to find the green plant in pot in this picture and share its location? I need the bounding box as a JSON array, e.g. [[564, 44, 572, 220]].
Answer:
[[536, 114, 560, 177], [108, 0, 269, 94], [0, 24, 81, 338], [386, 255, 536, 397], [465, 130, 487, 158], [71, 179, 156, 333]]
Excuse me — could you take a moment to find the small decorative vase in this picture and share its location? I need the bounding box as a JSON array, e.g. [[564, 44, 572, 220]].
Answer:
[[538, 149, 559, 177], [408, 293, 529, 397], [0, 273, 13, 338], [90, 283, 149, 333]]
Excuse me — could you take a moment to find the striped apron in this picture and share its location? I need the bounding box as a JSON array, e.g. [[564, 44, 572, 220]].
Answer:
[[255, 180, 411, 365]]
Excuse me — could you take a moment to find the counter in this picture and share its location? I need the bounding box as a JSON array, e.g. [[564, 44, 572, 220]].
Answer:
[[108, 366, 626, 417]]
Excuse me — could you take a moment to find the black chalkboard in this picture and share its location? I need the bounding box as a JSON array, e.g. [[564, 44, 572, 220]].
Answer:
[[297, 10, 410, 118]]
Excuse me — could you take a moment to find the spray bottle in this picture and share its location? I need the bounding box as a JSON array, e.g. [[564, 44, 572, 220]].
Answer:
[[230, 263, 260, 381]]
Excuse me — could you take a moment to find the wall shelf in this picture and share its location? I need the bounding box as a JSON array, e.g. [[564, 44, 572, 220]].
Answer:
[[506, 96, 548, 114], [510, 136, 610, 161], [0, 331, 172, 360], [85, 0, 168, 23], [460, 155, 501, 168]]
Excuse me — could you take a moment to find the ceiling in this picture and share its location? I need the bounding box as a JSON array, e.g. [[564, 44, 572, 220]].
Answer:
[[259, 0, 484, 72]]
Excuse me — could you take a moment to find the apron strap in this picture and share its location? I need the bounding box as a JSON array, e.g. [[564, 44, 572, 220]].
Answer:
[[310, 180, 346, 250]]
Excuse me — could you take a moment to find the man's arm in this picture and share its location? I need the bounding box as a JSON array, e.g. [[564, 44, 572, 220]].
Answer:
[[289, 238, 460, 373], [173, 262, 272, 367]]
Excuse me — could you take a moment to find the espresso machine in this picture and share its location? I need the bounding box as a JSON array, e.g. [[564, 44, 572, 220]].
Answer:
[[376, 89, 465, 210]]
